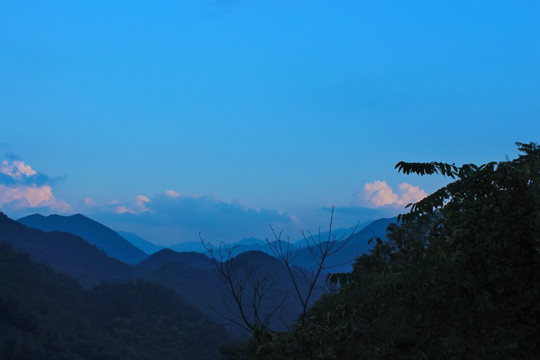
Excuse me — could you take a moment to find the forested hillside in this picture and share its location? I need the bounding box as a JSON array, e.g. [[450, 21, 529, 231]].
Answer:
[[18, 214, 147, 264], [0, 213, 139, 287], [0, 212, 327, 341], [0, 243, 231, 360]]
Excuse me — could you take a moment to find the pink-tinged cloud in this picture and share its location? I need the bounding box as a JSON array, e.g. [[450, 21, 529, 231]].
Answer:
[[165, 190, 180, 198], [110, 195, 153, 214], [83, 197, 98, 207], [0, 184, 72, 212], [356, 180, 427, 208], [114, 205, 135, 214], [133, 195, 152, 213], [361, 180, 400, 207], [1, 160, 37, 179], [0, 159, 71, 214], [92, 191, 300, 245], [397, 183, 428, 205], [0, 184, 52, 207]]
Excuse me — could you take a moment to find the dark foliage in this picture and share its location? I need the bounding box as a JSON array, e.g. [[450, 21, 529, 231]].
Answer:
[[226, 142, 540, 359], [0, 243, 231, 360]]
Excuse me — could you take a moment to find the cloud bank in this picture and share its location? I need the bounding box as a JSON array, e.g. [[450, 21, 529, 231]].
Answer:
[[0, 158, 71, 215], [82, 189, 395, 246], [87, 191, 300, 246], [0, 157, 421, 247]]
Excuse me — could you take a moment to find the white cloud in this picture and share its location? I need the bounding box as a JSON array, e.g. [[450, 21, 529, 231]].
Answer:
[[356, 180, 427, 208], [134, 194, 152, 212], [83, 197, 98, 207], [0, 184, 72, 213], [135, 195, 150, 203], [90, 190, 299, 245], [108, 194, 153, 214], [39, 197, 72, 212], [0, 184, 52, 207], [397, 183, 428, 205], [361, 180, 399, 207], [0, 159, 72, 215], [1, 160, 36, 179], [114, 205, 135, 214], [165, 190, 180, 198]]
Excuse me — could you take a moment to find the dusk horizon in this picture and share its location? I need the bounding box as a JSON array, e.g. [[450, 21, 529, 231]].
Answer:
[[1, 2, 539, 359], [2, 1, 539, 245]]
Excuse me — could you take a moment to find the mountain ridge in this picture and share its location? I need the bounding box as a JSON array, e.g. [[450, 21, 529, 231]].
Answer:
[[0, 241, 231, 359], [18, 213, 147, 264], [118, 230, 164, 255], [1, 212, 139, 287]]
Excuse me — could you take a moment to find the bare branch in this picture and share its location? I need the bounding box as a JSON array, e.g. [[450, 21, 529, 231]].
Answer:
[[265, 206, 360, 328], [200, 233, 287, 335], [199, 206, 360, 338]]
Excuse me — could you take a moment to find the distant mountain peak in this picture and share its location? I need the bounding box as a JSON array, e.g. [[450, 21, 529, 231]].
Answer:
[[117, 230, 164, 255], [137, 248, 212, 271], [18, 213, 148, 264], [19, 213, 45, 219], [69, 213, 89, 219], [1, 212, 137, 287], [238, 237, 266, 246]]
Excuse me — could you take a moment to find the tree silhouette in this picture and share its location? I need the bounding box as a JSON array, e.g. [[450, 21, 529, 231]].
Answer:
[[201, 207, 357, 343], [228, 141, 540, 359]]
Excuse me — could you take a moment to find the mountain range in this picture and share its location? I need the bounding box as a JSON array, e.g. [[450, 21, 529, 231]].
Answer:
[[3, 211, 395, 339], [137, 248, 212, 271], [289, 217, 396, 272], [0, 212, 138, 287], [169, 237, 271, 256], [18, 213, 147, 264], [0, 241, 231, 360], [118, 230, 165, 254], [2, 212, 348, 334], [16, 213, 392, 272]]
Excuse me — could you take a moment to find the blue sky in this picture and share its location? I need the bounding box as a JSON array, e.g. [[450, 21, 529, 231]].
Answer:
[[1, 1, 539, 245]]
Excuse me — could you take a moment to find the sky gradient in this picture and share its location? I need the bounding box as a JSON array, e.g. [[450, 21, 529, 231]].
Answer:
[[1, 1, 539, 245]]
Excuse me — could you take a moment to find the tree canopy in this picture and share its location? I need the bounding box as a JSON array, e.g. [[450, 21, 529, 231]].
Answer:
[[228, 142, 540, 359]]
